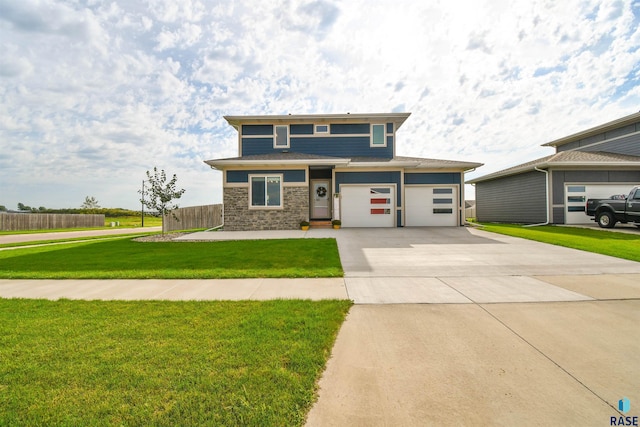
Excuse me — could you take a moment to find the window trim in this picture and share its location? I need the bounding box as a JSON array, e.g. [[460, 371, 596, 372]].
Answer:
[[274, 125, 290, 149], [248, 174, 283, 209], [315, 124, 329, 134], [370, 123, 386, 147]]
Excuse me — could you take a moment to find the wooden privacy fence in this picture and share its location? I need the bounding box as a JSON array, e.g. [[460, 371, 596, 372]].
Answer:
[[163, 204, 223, 232], [0, 213, 105, 231], [465, 206, 476, 220]]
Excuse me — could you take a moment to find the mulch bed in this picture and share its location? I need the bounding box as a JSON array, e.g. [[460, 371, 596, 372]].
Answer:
[[133, 232, 190, 242]]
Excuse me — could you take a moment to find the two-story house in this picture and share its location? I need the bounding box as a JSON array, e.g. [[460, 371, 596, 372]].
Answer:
[[205, 113, 482, 231], [468, 111, 640, 225]]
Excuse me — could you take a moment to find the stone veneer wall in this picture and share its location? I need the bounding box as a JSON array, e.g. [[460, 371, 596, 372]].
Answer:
[[223, 186, 309, 230]]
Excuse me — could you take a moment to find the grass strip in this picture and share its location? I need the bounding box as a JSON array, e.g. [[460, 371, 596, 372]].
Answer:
[[0, 238, 343, 279], [479, 223, 640, 262], [0, 298, 352, 426]]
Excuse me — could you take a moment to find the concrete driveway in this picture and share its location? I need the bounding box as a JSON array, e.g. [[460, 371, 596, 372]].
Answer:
[[304, 227, 640, 426], [309, 226, 640, 304]]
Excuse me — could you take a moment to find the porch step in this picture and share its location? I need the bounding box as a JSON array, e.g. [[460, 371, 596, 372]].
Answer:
[[309, 220, 332, 229]]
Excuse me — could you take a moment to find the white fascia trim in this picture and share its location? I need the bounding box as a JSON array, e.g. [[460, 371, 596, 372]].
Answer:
[[467, 160, 640, 183], [414, 162, 483, 170], [542, 111, 640, 147], [466, 164, 548, 183], [346, 161, 420, 168], [207, 159, 350, 170], [547, 161, 640, 167]]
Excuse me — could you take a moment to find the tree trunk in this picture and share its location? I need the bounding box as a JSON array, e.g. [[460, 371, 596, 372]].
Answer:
[[162, 208, 165, 235]]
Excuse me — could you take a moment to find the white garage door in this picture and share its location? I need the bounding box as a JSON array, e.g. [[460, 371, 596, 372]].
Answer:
[[405, 186, 458, 226], [565, 184, 636, 224], [340, 185, 395, 227]]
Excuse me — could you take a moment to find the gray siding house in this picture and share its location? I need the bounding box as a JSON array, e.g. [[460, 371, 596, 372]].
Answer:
[[206, 113, 482, 230], [468, 112, 640, 224]]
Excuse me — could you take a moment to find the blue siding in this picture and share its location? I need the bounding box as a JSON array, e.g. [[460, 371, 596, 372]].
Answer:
[[227, 169, 306, 183], [242, 125, 273, 135], [476, 171, 546, 223], [290, 124, 314, 135], [404, 173, 462, 185], [580, 132, 640, 157], [242, 136, 394, 158], [242, 137, 273, 155], [336, 170, 402, 207], [386, 122, 393, 133], [331, 123, 370, 134], [292, 136, 393, 158], [557, 120, 640, 153], [335, 171, 401, 202]]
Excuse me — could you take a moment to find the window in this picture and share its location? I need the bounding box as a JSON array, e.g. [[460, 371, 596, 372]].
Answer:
[[567, 186, 586, 192], [433, 188, 453, 194], [250, 175, 282, 208], [433, 198, 453, 204], [567, 196, 585, 203], [370, 187, 391, 194], [274, 125, 289, 148], [371, 124, 386, 146], [315, 124, 328, 133]]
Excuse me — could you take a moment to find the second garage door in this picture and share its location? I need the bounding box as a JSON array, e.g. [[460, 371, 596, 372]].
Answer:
[[405, 186, 458, 226], [565, 183, 636, 224], [341, 185, 395, 227]]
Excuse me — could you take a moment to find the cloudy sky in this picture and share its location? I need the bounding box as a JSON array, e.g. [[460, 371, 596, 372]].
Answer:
[[1, 0, 639, 210]]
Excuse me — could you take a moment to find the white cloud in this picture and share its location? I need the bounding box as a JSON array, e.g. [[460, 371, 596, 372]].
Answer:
[[1, 0, 639, 209]]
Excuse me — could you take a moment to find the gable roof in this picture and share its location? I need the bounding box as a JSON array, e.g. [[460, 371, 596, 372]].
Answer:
[[223, 112, 411, 130], [542, 111, 640, 148], [467, 151, 640, 184]]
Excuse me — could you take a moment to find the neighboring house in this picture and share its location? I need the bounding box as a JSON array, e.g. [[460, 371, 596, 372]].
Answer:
[[205, 113, 482, 230], [468, 111, 640, 225]]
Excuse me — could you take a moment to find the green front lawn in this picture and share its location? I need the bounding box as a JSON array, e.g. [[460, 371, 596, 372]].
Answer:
[[0, 298, 352, 426], [0, 238, 343, 279], [479, 223, 640, 262]]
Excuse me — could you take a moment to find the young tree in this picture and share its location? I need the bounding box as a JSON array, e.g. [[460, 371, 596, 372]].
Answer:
[[139, 167, 186, 234], [81, 196, 100, 209]]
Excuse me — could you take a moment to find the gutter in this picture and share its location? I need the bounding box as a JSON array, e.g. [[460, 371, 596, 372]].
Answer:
[[523, 167, 550, 227]]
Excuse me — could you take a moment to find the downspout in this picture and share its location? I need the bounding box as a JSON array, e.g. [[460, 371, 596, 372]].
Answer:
[[523, 167, 550, 227], [464, 168, 477, 225]]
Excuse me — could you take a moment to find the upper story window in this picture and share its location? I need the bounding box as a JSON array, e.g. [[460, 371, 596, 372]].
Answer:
[[315, 124, 329, 134], [371, 124, 386, 147], [274, 125, 289, 148]]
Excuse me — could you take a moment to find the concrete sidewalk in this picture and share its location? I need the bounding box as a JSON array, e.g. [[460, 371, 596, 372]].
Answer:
[[0, 278, 348, 301], [0, 226, 161, 244], [305, 301, 637, 426]]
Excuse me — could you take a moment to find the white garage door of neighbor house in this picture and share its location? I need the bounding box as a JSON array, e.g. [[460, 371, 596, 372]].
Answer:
[[565, 183, 637, 224], [340, 185, 395, 227], [405, 186, 458, 226]]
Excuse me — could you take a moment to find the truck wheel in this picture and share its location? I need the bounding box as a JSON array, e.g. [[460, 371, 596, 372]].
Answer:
[[596, 212, 616, 228]]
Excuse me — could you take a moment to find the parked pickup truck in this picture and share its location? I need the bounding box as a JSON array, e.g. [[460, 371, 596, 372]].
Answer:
[[586, 186, 640, 228]]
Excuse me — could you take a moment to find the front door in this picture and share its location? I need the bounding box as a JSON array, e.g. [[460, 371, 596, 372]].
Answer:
[[311, 180, 331, 218]]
